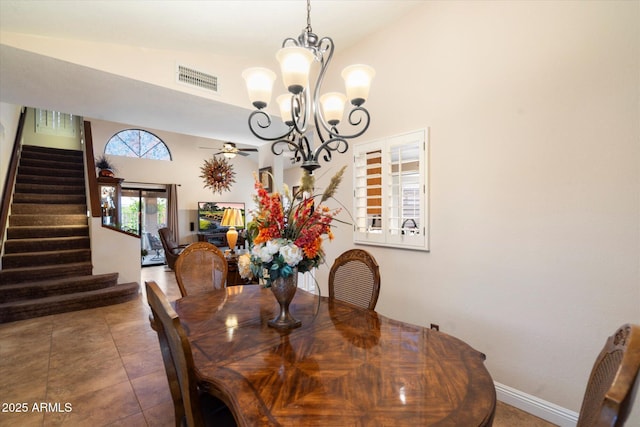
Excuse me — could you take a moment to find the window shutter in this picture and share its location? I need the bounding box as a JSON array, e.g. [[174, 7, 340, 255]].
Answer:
[[353, 129, 429, 251]]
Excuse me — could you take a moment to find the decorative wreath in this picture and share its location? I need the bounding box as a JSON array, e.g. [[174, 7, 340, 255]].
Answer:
[[200, 156, 236, 194]]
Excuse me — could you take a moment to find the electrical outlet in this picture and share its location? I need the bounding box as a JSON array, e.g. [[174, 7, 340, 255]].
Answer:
[[430, 323, 439, 331]]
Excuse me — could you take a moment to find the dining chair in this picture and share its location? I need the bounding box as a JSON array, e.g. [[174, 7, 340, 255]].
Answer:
[[159, 227, 188, 270], [576, 323, 640, 427], [328, 248, 381, 310], [146, 281, 236, 427], [174, 242, 228, 297]]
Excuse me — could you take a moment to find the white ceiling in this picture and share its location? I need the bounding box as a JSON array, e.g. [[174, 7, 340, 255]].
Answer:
[[0, 0, 423, 146]]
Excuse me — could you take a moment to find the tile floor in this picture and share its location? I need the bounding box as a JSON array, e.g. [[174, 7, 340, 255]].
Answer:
[[0, 266, 556, 426]]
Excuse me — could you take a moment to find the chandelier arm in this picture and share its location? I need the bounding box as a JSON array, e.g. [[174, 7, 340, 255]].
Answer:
[[290, 92, 309, 137], [312, 136, 349, 164], [283, 133, 305, 163], [271, 137, 308, 161], [328, 106, 372, 140], [311, 36, 335, 145], [301, 135, 314, 162], [282, 37, 299, 48], [248, 110, 294, 142], [288, 133, 305, 163]]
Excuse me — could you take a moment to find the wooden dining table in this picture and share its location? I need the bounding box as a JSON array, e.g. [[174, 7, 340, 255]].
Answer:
[[175, 285, 496, 426]]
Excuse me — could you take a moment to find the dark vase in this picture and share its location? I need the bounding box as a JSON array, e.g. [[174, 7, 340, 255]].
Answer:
[[268, 268, 301, 330]]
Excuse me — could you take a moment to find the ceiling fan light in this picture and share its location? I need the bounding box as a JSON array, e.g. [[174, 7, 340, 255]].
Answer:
[[223, 152, 236, 159], [242, 67, 276, 109], [342, 64, 375, 106], [276, 47, 314, 95]]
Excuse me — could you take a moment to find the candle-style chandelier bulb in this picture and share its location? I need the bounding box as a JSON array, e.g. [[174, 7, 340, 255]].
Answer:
[[320, 92, 346, 126], [277, 47, 314, 95], [242, 68, 277, 110], [342, 64, 376, 107]]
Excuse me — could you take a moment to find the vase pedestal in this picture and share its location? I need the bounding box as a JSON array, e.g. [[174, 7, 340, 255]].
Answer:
[[268, 269, 301, 330]]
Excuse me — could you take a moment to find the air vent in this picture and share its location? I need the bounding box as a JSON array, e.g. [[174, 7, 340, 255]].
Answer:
[[176, 64, 218, 93]]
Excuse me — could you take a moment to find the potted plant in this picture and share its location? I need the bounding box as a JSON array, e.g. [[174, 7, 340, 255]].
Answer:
[[95, 154, 117, 177]]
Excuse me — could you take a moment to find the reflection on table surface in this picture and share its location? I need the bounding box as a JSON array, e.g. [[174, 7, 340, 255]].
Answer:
[[175, 285, 496, 427]]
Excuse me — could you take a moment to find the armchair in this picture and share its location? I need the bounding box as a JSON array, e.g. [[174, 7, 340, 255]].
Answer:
[[158, 227, 187, 270]]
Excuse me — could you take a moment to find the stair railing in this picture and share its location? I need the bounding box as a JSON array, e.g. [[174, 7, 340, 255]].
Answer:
[[0, 108, 27, 252], [83, 120, 102, 218]]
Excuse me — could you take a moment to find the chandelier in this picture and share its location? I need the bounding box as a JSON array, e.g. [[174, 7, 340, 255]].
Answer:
[[242, 0, 375, 173]]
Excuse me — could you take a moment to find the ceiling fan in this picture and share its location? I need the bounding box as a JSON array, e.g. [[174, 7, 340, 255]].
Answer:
[[200, 142, 258, 158]]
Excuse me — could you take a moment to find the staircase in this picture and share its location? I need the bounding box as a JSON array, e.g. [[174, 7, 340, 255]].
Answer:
[[0, 145, 139, 323]]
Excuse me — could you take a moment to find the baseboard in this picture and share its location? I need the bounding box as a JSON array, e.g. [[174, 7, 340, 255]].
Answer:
[[495, 382, 579, 427]]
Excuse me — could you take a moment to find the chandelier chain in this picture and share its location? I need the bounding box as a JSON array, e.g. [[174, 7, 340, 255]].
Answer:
[[306, 0, 312, 33]]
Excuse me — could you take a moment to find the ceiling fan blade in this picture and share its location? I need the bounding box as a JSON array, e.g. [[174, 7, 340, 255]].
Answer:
[[198, 144, 256, 157]]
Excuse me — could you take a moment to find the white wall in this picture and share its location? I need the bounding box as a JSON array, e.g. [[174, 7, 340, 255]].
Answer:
[[90, 218, 140, 284], [87, 119, 259, 245], [313, 0, 639, 423]]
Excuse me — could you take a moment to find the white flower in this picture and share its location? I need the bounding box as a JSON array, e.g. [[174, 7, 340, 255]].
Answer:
[[265, 239, 282, 255], [251, 243, 263, 258], [251, 243, 269, 263], [280, 243, 303, 266], [257, 245, 274, 263], [237, 253, 252, 279]]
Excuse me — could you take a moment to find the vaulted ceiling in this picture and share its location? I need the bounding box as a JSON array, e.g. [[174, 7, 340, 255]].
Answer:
[[0, 1, 423, 146]]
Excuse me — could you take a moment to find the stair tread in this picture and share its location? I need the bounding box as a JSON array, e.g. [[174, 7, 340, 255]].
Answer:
[[7, 225, 89, 239], [13, 199, 87, 206], [6, 236, 89, 243], [0, 273, 119, 290], [9, 216, 88, 219], [10, 205, 87, 215], [4, 236, 90, 254], [22, 145, 83, 154], [0, 282, 139, 308], [3, 247, 91, 257], [8, 225, 88, 229], [0, 261, 92, 273]]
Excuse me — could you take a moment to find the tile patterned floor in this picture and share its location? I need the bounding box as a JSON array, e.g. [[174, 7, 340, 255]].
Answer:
[[0, 266, 556, 426]]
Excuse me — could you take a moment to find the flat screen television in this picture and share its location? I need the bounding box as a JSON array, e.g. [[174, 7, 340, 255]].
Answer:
[[197, 202, 245, 233]]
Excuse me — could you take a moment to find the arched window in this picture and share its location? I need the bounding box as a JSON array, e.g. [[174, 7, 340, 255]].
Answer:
[[105, 129, 171, 160]]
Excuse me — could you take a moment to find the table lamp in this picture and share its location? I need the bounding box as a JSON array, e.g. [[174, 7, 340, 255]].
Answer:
[[221, 208, 244, 254]]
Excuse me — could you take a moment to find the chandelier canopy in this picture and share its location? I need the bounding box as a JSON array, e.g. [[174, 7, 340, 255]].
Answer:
[[242, 0, 375, 173]]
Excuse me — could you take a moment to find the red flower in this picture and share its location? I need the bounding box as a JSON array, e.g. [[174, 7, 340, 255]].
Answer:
[[248, 170, 343, 272]]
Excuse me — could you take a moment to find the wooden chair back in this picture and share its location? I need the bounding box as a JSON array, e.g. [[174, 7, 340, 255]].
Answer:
[[146, 280, 205, 427], [577, 323, 640, 427], [328, 249, 381, 310], [175, 242, 228, 297]]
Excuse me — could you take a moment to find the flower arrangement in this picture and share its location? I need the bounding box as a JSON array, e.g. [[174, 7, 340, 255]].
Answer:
[[239, 166, 346, 287], [200, 156, 236, 194]]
